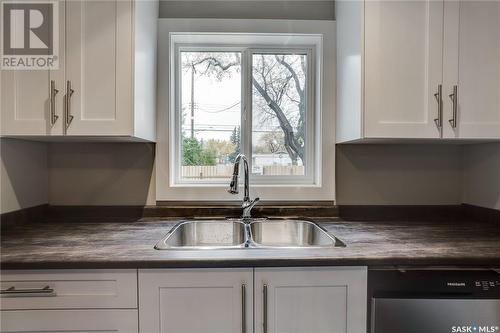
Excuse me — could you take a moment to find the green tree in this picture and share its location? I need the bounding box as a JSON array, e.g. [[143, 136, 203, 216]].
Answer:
[[205, 139, 236, 163], [228, 126, 241, 163], [182, 137, 217, 166]]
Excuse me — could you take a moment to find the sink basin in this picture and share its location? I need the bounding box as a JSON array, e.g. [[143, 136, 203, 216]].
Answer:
[[155, 218, 345, 250], [249, 219, 345, 248], [154, 220, 247, 250]]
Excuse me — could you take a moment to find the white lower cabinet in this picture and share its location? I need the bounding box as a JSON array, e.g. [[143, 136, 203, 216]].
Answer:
[[0, 269, 137, 310], [255, 267, 367, 333], [1, 267, 367, 333], [139, 268, 253, 333], [0, 269, 138, 333], [0, 309, 138, 333], [138, 267, 367, 333]]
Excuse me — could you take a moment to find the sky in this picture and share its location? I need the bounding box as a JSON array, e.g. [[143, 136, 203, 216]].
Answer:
[[181, 54, 242, 143], [180, 52, 282, 144]]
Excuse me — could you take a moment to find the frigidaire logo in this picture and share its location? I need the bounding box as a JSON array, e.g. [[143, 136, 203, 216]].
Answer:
[[447, 282, 467, 287], [1, 0, 59, 69], [452, 326, 500, 333]]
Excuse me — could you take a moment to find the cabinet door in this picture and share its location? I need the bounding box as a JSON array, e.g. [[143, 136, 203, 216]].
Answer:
[[139, 268, 253, 333], [65, 0, 133, 136], [0, 69, 51, 135], [0, 309, 138, 333], [364, 0, 444, 138], [0, 0, 65, 136], [452, 1, 500, 138], [255, 267, 367, 333]]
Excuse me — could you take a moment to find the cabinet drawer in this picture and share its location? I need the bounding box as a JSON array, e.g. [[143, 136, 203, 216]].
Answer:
[[0, 309, 138, 333], [0, 270, 137, 310]]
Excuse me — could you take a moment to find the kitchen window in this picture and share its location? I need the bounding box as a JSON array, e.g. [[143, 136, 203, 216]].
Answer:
[[171, 38, 318, 186], [157, 20, 335, 201]]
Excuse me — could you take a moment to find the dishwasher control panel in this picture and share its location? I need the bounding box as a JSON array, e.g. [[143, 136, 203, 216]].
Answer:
[[369, 269, 500, 298], [474, 279, 500, 292]]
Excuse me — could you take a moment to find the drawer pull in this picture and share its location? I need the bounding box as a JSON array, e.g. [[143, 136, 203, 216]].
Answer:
[[434, 84, 443, 130], [241, 284, 246, 333], [263, 284, 268, 333], [50, 80, 59, 126], [448, 85, 458, 129], [0, 286, 56, 297], [65, 80, 75, 132]]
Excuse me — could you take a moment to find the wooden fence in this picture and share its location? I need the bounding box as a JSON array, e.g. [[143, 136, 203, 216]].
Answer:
[[181, 165, 304, 179], [261, 165, 304, 176], [181, 165, 233, 179]]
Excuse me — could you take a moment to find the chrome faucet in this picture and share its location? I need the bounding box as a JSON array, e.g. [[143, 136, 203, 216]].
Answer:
[[228, 154, 260, 219]]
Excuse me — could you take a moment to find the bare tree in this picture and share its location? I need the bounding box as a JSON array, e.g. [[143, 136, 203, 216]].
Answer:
[[182, 52, 241, 80], [252, 54, 306, 165], [254, 131, 285, 154], [183, 52, 306, 165]]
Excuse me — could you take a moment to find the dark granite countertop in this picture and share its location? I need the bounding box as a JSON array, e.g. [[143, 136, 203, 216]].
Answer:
[[1, 218, 499, 269]]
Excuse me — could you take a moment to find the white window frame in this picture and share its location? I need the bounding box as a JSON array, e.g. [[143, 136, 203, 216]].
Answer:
[[172, 44, 317, 186], [156, 19, 336, 202]]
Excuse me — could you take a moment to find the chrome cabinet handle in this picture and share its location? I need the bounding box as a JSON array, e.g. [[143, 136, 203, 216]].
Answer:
[[50, 80, 59, 125], [263, 284, 268, 333], [65, 80, 75, 131], [448, 85, 458, 128], [434, 84, 443, 129], [242, 284, 246, 333], [0, 286, 56, 298]]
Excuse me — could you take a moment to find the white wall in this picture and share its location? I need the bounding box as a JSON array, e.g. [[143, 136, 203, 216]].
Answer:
[[44, 142, 465, 206], [48, 143, 156, 206], [462, 142, 500, 210], [159, 0, 335, 20], [335, 144, 464, 205], [0, 139, 48, 214], [2, 141, 498, 209]]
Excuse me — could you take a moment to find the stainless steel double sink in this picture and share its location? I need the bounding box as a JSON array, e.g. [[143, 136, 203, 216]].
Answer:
[[154, 218, 345, 250]]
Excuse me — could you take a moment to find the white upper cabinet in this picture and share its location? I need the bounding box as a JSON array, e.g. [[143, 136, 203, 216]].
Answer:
[[337, 0, 500, 142], [1, 70, 53, 136], [0, 0, 158, 141], [443, 1, 500, 139], [65, 0, 131, 136], [0, 1, 64, 136], [364, 0, 444, 139]]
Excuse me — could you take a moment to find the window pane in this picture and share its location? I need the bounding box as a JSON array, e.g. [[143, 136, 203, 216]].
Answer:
[[180, 51, 241, 181], [252, 53, 307, 176]]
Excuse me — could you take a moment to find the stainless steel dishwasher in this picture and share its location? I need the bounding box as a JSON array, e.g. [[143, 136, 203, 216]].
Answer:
[[369, 269, 500, 333]]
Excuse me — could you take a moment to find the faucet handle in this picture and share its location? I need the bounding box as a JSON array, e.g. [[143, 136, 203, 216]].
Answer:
[[242, 197, 260, 219]]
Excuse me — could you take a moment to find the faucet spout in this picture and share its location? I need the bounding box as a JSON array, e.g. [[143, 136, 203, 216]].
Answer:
[[228, 154, 258, 219]]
